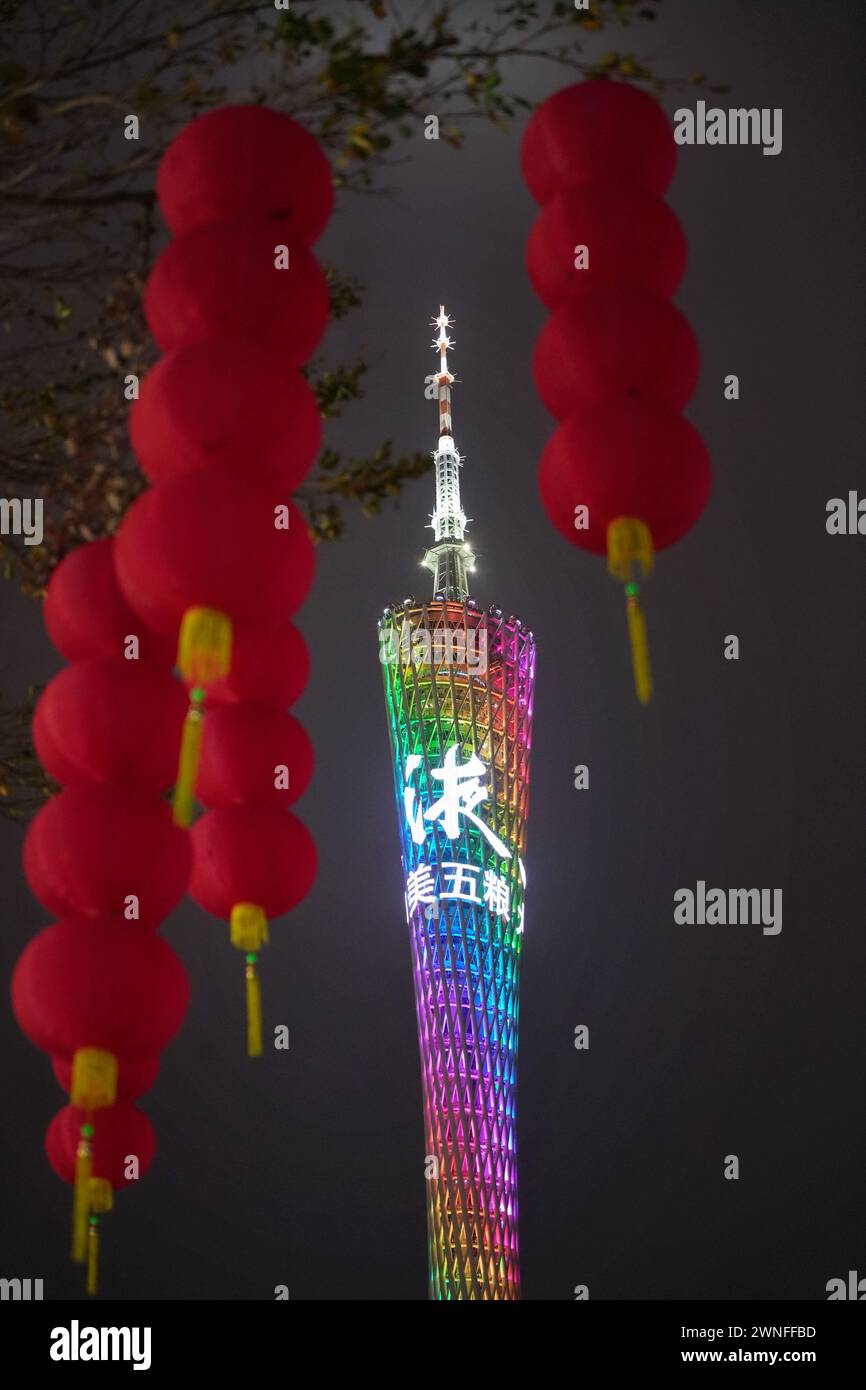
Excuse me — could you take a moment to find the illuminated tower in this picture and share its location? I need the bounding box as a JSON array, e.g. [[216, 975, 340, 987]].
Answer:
[[379, 308, 536, 1300]]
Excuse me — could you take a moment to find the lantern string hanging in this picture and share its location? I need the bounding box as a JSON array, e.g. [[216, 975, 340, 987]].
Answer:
[[523, 78, 711, 703], [11, 102, 331, 1293], [119, 103, 331, 1049], [16, 537, 192, 1289]]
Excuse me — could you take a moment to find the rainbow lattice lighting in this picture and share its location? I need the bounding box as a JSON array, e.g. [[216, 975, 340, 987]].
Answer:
[[379, 309, 535, 1299]]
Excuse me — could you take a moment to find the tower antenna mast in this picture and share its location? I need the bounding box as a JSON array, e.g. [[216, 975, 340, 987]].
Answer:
[[422, 305, 475, 600]]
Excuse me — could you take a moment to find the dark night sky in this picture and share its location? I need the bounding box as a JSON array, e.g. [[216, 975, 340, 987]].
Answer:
[[2, 0, 865, 1300]]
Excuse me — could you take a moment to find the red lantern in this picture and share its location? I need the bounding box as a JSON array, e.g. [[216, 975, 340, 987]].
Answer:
[[525, 183, 687, 309], [53, 1053, 160, 1104], [538, 399, 711, 555], [190, 806, 316, 1057], [143, 216, 330, 363], [114, 473, 315, 639], [24, 785, 191, 929], [43, 539, 174, 667], [521, 79, 676, 204], [190, 806, 317, 921], [207, 618, 309, 710], [11, 918, 190, 1060], [33, 657, 187, 792], [46, 1103, 156, 1188], [197, 704, 313, 809], [130, 340, 322, 490], [538, 402, 709, 707], [157, 105, 333, 248], [533, 287, 699, 418]]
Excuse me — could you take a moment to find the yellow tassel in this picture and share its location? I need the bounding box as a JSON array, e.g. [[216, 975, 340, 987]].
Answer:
[[230, 903, 269, 952], [71, 1048, 117, 1111], [231, 905, 268, 1059], [172, 702, 204, 827], [607, 516, 654, 584], [71, 1131, 93, 1263], [88, 1177, 113, 1215], [86, 1219, 99, 1295], [176, 606, 233, 687], [607, 517, 655, 706], [84, 1180, 111, 1295], [172, 607, 232, 825], [245, 960, 263, 1058], [626, 591, 653, 705]]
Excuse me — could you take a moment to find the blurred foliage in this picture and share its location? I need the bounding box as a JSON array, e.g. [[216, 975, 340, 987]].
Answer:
[[0, 0, 721, 815], [300, 441, 434, 540], [0, 685, 56, 820]]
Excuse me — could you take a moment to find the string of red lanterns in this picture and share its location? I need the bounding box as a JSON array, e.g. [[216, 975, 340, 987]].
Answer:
[[15, 540, 191, 1288], [524, 79, 711, 703], [11, 104, 332, 1291], [123, 102, 329, 1052]]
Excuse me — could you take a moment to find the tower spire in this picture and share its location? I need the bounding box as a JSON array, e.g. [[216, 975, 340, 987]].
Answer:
[[422, 305, 475, 601]]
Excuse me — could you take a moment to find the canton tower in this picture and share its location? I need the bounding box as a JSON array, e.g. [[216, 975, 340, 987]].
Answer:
[[379, 308, 536, 1300]]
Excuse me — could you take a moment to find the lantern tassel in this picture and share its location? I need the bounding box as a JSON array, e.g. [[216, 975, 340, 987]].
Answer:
[[246, 957, 263, 1058], [230, 904, 269, 1059], [172, 700, 204, 827], [86, 1217, 100, 1295], [607, 517, 655, 706], [625, 587, 653, 706], [71, 1126, 93, 1262], [85, 1178, 112, 1296], [71, 1047, 117, 1111], [177, 605, 233, 687], [172, 606, 233, 827]]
